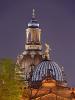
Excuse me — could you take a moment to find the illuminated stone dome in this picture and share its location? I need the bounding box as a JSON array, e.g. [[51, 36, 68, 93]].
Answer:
[[32, 60, 63, 82]]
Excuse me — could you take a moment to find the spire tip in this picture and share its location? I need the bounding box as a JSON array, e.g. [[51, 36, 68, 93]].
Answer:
[[32, 8, 35, 18]]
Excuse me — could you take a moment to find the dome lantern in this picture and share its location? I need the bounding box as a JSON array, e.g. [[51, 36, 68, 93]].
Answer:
[[25, 9, 42, 50], [28, 9, 39, 28]]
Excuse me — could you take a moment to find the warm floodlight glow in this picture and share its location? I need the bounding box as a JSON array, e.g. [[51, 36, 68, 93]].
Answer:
[[42, 78, 56, 88]]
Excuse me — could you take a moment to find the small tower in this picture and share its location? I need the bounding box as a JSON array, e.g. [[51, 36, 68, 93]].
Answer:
[[25, 9, 42, 50]]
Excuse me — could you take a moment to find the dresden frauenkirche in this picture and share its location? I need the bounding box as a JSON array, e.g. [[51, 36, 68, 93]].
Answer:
[[16, 9, 75, 100]]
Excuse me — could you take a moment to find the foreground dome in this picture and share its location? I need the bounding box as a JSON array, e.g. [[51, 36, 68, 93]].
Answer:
[[32, 60, 63, 82]]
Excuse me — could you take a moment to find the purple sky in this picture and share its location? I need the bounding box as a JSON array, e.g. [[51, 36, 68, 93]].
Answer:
[[0, 0, 75, 87]]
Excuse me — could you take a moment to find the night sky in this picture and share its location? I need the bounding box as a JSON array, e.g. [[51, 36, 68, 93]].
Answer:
[[0, 0, 75, 87]]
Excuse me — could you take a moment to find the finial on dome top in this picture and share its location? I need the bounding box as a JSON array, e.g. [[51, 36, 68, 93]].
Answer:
[[32, 9, 36, 18]]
